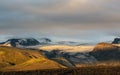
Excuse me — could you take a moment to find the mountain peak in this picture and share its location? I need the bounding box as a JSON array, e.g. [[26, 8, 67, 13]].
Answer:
[[112, 38, 120, 44], [3, 38, 40, 47]]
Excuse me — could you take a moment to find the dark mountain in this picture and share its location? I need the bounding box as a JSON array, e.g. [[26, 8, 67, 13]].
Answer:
[[0, 42, 5, 44], [0, 38, 53, 47], [2, 38, 40, 47], [112, 38, 120, 44], [90, 42, 120, 61]]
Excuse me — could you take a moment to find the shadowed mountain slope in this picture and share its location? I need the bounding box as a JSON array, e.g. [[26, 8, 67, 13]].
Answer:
[[90, 42, 120, 61], [40, 50, 97, 67]]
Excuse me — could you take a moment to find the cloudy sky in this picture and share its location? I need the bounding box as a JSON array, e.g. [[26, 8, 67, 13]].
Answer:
[[0, 0, 120, 43]]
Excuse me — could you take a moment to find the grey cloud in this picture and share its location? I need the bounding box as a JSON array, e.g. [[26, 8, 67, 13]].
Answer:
[[0, 0, 120, 42]]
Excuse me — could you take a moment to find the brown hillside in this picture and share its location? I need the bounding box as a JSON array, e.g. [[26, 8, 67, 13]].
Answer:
[[93, 42, 119, 52], [0, 46, 65, 72]]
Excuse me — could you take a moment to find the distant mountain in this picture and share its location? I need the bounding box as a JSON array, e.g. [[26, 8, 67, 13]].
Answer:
[[0, 38, 53, 47], [0, 38, 94, 50], [112, 38, 120, 44], [0, 38, 40, 47], [90, 42, 120, 61]]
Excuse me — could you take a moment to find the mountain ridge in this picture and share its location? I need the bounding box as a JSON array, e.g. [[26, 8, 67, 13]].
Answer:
[[90, 42, 120, 61]]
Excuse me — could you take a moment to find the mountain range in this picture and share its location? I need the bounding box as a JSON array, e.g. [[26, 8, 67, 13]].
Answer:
[[0, 37, 120, 71], [0, 38, 50, 47], [0, 38, 90, 48]]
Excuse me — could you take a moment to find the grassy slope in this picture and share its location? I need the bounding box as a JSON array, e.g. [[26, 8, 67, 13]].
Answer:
[[0, 46, 65, 72], [0, 46, 37, 68]]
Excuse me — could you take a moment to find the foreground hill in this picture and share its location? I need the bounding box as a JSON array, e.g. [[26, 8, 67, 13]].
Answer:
[[0, 46, 40, 68], [0, 46, 65, 71], [2, 58, 65, 71]]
